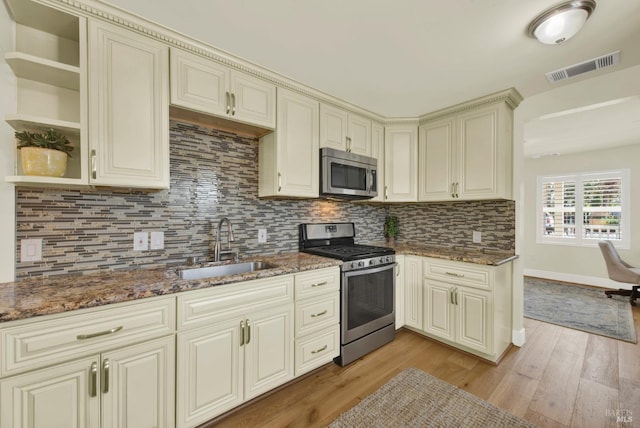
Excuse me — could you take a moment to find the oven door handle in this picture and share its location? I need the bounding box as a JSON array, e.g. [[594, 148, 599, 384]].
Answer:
[[343, 261, 397, 279]]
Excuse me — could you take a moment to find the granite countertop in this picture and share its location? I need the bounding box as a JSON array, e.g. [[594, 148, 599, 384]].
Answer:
[[386, 242, 518, 266], [0, 253, 341, 324]]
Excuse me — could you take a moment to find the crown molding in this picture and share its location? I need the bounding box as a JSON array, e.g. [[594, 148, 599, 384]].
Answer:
[[418, 88, 524, 125]]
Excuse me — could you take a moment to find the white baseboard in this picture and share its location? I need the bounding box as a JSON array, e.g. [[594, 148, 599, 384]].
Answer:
[[512, 328, 526, 347], [523, 268, 632, 290]]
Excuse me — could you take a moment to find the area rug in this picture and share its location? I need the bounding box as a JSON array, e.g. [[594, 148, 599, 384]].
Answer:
[[524, 276, 636, 343], [328, 368, 535, 428]]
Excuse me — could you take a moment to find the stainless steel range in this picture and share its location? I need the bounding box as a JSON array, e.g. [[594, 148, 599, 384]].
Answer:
[[299, 222, 396, 366]]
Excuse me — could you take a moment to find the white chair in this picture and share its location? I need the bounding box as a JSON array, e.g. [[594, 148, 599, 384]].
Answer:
[[598, 240, 640, 306]]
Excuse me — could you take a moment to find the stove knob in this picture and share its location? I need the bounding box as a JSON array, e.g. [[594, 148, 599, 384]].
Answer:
[[369, 259, 375, 266], [379, 257, 385, 264], [385, 256, 392, 263], [357, 261, 364, 268], [350, 262, 357, 270]]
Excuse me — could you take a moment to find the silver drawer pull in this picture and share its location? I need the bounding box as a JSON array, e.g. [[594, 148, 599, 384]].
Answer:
[[311, 310, 328, 318], [89, 362, 98, 397], [445, 272, 465, 278], [311, 345, 328, 354], [77, 326, 123, 340], [311, 281, 328, 287]]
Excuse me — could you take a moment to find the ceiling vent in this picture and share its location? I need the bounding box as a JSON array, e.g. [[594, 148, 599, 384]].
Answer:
[[546, 51, 620, 83]]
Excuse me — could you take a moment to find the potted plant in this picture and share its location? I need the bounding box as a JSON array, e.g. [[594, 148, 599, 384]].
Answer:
[[384, 215, 399, 245], [16, 128, 74, 177]]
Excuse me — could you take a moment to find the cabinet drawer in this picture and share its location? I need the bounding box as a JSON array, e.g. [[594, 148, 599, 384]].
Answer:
[[1, 297, 175, 377], [294, 326, 339, 376], [178, 275, 294, 330], [424, 260, 491, 290], [295, 267, 340, 300], [295, 293, 339, 337]]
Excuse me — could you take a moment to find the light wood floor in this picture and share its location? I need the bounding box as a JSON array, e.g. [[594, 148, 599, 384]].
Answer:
[[209, 306, 640, 428]]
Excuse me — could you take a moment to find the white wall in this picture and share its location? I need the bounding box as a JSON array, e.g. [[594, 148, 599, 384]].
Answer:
[[516, 64, 640, 288], [0, 2, 16, 282]]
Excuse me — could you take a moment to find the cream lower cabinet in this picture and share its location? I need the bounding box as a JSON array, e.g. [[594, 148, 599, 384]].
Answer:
[[88, 19, 170, 189], [176, 275, 294, 428], [259, 88, 319, 197], [394, 255, 405, 329], [294, 267, 340, 376], [403, 255, 423, 330], [0, 297, 176, 428], [420, 258, 512, 362]]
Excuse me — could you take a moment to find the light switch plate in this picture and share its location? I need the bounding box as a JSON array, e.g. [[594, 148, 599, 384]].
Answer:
[[472, 231, 482, 244], [150, 231, 164, 250], [21, 238, 42, 262], [133, 232, 149, 251], [258, 228, 267, 243]]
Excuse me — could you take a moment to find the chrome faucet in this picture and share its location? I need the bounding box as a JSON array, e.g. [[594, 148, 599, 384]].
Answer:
[[214, 217, 237, 262]]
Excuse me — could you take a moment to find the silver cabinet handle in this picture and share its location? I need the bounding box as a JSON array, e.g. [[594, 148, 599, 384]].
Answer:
[[246, 319, 251, 344], [395, 262, 400, 277], [231, 93, 236, 116], [240, 320, 245, 346], [102, 359, 110, 394], [226, 92, 231, 114], [91, 149, 97, 180], [445, 271, 465, 278], [454, 182, 459, 198], [450, 287, 455, 305], [277, 172, 282, 192], [89, 362, 98, 397], [346, 136, 352, 152], [385, 186, 389, 200], [454, 288, 458, 305], [77, 326, 123, 340], [311, 345, 327, 354], [311, 310, 327, 318], [451, 182, 455, 199], [311, 281, 327, 287]]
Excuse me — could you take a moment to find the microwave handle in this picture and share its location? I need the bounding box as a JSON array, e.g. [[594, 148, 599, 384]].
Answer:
[[368, 170, 376, 193]]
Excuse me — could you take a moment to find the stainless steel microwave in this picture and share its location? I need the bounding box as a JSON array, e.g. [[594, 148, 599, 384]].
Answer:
[[320, 147, 377, 200]]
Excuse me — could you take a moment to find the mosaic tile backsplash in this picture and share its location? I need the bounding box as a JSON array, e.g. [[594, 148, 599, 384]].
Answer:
[[15, 121, 515, 278]]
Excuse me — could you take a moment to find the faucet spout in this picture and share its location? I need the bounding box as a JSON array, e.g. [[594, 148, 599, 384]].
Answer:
[[214, 218, 235, 262]]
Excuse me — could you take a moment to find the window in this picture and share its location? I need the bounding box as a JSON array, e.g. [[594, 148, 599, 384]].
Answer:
[[537, 169, 630, 248]]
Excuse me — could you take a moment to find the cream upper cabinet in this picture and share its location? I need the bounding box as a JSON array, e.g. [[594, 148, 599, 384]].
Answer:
[[170, 48, 275, 129], [259, 88, 319, 198], [369, 121, 385, 202], [384, 124, 418, 202], [319, 104, 371, 156], [88, 19, 170, 189], [418, 102, 513, 201]]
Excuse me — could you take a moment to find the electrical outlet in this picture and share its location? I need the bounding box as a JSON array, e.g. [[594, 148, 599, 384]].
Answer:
[[258, 228, 267, 243], [133, 232, 149, 251], [21, 238, 42, 262], [150, 231, 164, 250], [472, 231, 482, 244]]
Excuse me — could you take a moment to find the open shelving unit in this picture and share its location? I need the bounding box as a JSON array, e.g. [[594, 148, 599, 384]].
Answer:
[[5, 0, 88, 187]]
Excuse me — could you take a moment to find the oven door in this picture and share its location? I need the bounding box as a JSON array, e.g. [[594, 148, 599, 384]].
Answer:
[[341, 263, 395, 344]]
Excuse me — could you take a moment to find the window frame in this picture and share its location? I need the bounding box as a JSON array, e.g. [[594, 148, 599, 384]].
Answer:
[[536, 169, 631, 249]]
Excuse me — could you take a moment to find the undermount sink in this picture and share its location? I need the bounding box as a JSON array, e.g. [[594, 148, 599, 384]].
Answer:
[[177, 261, 274, 280]]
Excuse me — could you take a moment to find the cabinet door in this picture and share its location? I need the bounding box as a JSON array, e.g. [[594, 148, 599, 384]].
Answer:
[[394, 255, 405, 329], [102, 336, 175, 428], [170, 48, 229, 117], [88, 20, 169, 189], [456, 104, 502, 199], [244, 305, 293, 400], [319, 103, 348, 151], [384, 125, 418, 202], [0, 356, 100, 428], [347, 113, 371, 156], [230, 71, 276, 129], [456, 286, 492, 354], [369, 121, 385, 202], [259, 88, 319, 198], [176, 319, 243, 428], [418, 118, 455, 201], [403, 256, 422, 329], [423, 279, 455, 341]]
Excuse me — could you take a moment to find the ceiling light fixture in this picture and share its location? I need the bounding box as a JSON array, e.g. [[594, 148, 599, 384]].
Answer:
[[527, 0, 596, 45]]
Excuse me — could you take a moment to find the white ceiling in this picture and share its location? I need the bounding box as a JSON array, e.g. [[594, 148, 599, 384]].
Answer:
[[102, 0, 640, 155]]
